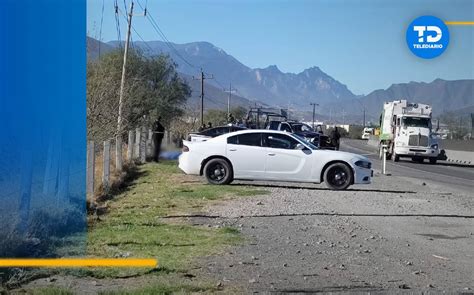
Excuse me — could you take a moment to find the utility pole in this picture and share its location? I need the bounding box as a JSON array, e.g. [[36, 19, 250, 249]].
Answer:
[[287, 100, 292, 120], [310, 102, 319, 129], [224, 82, 237, 119], [193, 69, 213, 124], [363, 108, 366, 128], [115, 1, 134, 172]]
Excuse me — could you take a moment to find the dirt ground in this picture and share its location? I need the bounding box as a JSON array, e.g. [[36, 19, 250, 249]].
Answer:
[[14, 145, 474, 294]]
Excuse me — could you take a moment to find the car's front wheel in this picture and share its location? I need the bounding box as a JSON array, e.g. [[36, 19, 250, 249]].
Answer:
[[203, 158, 233, 185], [324, 163, 353, 190]]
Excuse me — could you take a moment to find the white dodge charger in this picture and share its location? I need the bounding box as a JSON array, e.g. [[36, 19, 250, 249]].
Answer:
[[179, 130, 372, 190]]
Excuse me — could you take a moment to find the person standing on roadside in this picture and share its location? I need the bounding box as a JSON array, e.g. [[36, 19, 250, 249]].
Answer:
[[331, 127, 341, 150], [152, 117, 165, 162]]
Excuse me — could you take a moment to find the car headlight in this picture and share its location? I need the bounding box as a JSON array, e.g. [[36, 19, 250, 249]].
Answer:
[[355, 160, 371, 169], [431, 144, 438, 150]]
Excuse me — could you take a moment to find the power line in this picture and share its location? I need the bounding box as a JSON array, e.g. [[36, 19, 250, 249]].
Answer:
[[117, 7, 154, 54], [136, 0, 196, 69]]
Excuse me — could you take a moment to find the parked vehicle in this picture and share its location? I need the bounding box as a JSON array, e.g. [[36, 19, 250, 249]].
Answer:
[[179, 130, 372, 190], [361, 127, 374, 140], [267, 121, 336, 150], [379, 100, 439, 163], [245, 108, 287, 129], [187, 125, 246, 142]]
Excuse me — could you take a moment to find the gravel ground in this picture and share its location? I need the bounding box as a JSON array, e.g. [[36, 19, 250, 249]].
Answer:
[[199, 157, 474, 293]]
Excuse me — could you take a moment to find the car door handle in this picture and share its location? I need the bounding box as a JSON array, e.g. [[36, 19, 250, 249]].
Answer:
[[229, 148, 237, 151], [268, 153, 276, 156]]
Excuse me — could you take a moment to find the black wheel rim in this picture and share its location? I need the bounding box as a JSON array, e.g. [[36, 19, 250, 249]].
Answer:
[[208, 163, 226, 182], [328, 167, 348, 187]]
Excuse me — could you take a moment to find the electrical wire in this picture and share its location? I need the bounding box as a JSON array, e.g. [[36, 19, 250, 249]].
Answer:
[[136, 0, 197, 69], [117, 7, 155, 54]]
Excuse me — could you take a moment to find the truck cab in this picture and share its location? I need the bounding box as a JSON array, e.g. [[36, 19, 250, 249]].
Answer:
[[380, 100, 439, 164]]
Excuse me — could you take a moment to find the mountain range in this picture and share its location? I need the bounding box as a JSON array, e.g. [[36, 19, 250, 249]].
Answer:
[[87, 37, 473, 122]]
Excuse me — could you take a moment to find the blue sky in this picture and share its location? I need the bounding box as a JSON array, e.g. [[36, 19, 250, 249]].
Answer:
[[87, 0, 474, 95]]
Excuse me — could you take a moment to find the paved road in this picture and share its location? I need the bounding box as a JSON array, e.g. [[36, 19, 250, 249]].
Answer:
[[341, 139, 474, 193]]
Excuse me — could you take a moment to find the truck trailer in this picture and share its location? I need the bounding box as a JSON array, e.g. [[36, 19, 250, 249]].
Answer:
[[379, 100, 439, 164]]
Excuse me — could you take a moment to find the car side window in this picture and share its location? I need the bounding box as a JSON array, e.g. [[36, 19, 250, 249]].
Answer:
[[227, 133, 262, 147], [215, 127, 227, 135], [268, 121, 279, 130], [227, 135, 238, 144], [280, 123, 292, 132], [265, 133, 300, 150], [201, 128, 215, 136], [238, 133, 262, 147]]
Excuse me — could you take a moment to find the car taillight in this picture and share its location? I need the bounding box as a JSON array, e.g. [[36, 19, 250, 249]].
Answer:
[[182, 145, 189, 152]]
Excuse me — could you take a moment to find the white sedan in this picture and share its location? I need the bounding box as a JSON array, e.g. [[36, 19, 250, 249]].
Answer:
[[178, 130, 372, 190]]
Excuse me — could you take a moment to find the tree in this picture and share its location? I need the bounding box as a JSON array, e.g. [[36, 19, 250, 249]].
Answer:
[[87, 49, 191, 142]]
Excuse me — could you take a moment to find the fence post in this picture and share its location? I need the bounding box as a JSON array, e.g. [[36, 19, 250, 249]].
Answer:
[[164, 130, 169, 146], [103, 140, 110, 190], [127, 130, 134, 162], [115, 135, 123, 172], [140, 126, 146, 163], [86, 141, 95, 195], [134, 127, 141, 160], [146, 128, 153, 161]]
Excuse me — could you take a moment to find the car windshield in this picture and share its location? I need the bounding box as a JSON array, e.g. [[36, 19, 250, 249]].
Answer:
[[292, 134, 318, 150], [291, 123, 314, 132], [402, 117, 431, 128]]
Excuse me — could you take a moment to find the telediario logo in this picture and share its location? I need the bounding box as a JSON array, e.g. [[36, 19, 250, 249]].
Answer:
[[406, 15, 449, 59]]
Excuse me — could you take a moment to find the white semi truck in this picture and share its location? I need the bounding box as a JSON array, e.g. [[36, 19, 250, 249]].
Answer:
[[379, 100, 439, 164]]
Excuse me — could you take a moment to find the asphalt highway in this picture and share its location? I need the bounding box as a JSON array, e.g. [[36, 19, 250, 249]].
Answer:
[[341, 139, 474, 192]]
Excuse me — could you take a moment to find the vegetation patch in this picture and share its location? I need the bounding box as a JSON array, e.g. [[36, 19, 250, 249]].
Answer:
[[85, 160, 268, 279]]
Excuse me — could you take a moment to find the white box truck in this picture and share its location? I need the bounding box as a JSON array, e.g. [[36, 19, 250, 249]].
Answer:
[[379, 100, 439, 164]]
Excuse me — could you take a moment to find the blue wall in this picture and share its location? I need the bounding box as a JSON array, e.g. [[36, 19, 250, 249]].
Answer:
[[0, 0, 86, 257]]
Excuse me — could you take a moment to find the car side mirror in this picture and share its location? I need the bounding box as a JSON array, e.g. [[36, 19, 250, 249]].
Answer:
[[296, 143, 305, 150], [302, 147, 312, 155]]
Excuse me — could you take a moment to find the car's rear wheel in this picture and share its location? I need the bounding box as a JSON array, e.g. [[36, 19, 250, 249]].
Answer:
[[203, 158, 233, 185], [324, 163, 353, 190]]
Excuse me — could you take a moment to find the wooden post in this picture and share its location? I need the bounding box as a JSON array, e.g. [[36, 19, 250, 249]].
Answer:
[[115, 135, 123, 172], [127, 130, 134, 162], [86, 141, 95, 195], [134, 127, 141, 160], [164, 130, 169, 146], [103, 140, 110, 190], [146, 128, 153, 160], [140, 126, 146, 163]]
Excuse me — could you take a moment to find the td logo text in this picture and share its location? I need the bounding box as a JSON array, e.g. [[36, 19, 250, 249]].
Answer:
[[406, 16, 449, 59]]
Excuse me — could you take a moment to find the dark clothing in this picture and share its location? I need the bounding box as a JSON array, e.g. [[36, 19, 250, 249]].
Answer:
[[152, 120, 165, 162], [330, 129, 341, 151]]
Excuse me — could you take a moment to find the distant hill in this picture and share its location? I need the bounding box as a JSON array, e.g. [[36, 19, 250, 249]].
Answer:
[[328, 79, 474, 123], [181, 73, 267, 111], [87, 37, 261, 111], [106, 40, 356, 108], [86, 37, 115, 60]]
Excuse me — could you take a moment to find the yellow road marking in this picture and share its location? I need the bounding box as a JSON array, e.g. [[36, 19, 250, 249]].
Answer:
[[0, 258, 158, 268]]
